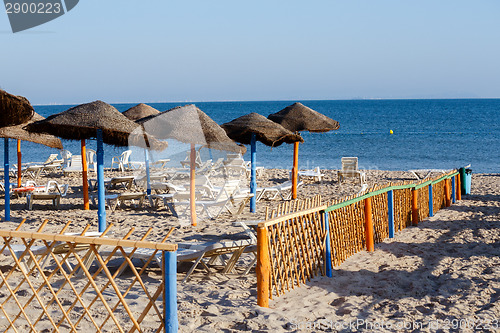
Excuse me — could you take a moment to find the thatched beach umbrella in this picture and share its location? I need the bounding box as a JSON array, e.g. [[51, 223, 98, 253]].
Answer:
[[0, 89, 34, 127], [0, 89, 34, 221], [26, 100, 140, 231], [136, 104, 244, 226], [221, 112, 303, 212], [123, 103, 160, 121], [268, 102, 340, 199], [124, 104, 165, 194], [0, 112, 63, 187]]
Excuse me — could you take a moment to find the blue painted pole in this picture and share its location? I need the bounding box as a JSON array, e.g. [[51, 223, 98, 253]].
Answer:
[[428, 184, 434, 217], [144, 149, 151, 195], [250, 133, 257, 213], [387, 190, 394, 238], [96, 130, 106, 232], [323, 210, 332, 277], [4, 138, 10, 221], [451, 176, 456, 204], [163, 250, 178, 333]]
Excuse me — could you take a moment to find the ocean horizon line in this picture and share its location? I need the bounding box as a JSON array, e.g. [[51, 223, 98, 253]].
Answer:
[[32, 96, 500, 107]]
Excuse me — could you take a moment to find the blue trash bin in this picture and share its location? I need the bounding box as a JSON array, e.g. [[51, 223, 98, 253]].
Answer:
[[465, 169, 472, 194]]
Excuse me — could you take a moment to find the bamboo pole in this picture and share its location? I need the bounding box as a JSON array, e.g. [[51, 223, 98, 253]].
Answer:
[[363, 197, 374, 252], [257, 226, 270, 307]]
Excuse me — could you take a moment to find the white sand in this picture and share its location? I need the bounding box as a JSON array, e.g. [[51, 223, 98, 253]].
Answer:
[[1, 170, 498, 332]]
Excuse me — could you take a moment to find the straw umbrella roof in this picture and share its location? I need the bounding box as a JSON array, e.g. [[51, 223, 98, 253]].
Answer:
[[123, 103, 160, 121], [221, 112, 304, 147], [267, 102, 340, 133], [0, 112, 63, 149], [26, 100, 139, 147], [138, 104, 245, 153], [0, 89, 34, 127]]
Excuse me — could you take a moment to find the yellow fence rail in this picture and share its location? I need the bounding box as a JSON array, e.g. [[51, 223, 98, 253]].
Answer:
[[0, 221, 178, 332], [257, 170, 462, 307]]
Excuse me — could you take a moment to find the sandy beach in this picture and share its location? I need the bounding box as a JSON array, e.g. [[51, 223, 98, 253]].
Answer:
[[1, 169, 499, 332]]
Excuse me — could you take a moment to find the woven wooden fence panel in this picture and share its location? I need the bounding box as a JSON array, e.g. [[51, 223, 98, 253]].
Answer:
[[393, 187, 412, 232], [417, 185, 430, 221], [371, 191, 389, 243], [266, 210, 326, 297], [266, 195, 322, 220], [432, 180, 446, 214], [0, 224, 174, 333], [327, 200, 366, 267]]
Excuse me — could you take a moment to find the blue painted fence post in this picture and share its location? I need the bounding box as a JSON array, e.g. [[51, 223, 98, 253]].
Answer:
[[4, 138, 10, 221], [387, 190, 394, 238], [164, 250, 178, 333], [96, 129, 106, 232], [428, 184, 434, 217], [323, 210, 332, 277], [451, 176, 456, 204], [250, 133, 257, 213]]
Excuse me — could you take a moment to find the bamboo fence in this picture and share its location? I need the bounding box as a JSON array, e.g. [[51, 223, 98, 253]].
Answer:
[[257, 170, 461, 307], [265, 194, 322, 220], [0, 221, 178, 333]]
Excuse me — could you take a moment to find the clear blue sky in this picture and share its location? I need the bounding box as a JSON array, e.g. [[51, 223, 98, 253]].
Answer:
[[1, 0, 499, 105]]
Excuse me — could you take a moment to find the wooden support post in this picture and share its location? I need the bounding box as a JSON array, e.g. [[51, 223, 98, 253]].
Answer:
[[428, 184, 434, 217], [163, 250, 178, 333], [190, 144, 197, 227], [364, 197, 374, 252], [444, 178, 451, 207], [323, 210, 332, 277], [257, 226, 270, 307], [291, 142, 299, 200], [451, 176, 456, 204], [17, 139, 21, 188], [456, 174, 461, 201], [411, 189, 419, 226], [387, 190, 395, 238], [81, 140, 89, 210]]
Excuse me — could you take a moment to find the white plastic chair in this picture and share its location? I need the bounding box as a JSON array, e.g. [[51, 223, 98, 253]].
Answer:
[[111, 150, 132, 172], [60, 150, 72, 168], [86, 149, 97, 174]]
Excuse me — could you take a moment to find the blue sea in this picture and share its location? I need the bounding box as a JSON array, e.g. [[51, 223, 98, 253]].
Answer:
[[2, 99, 499, 173]]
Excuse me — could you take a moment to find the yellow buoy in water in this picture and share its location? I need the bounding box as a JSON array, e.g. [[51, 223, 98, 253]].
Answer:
[[389, 130, 394, 135]]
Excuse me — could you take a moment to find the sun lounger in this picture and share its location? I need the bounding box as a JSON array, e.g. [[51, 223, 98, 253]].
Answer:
[[291, 167, 324, 183], [255, 180, 304, 201], [102, 192, 147, 212], [1, 231, 104, 275], [338, 157, 366, 185], [63, 155, 83, 175], [173, 180, 244, 219], [26, 180, 69, 210], [408, 169, 447, 180], [97, 238, 254, 282]]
